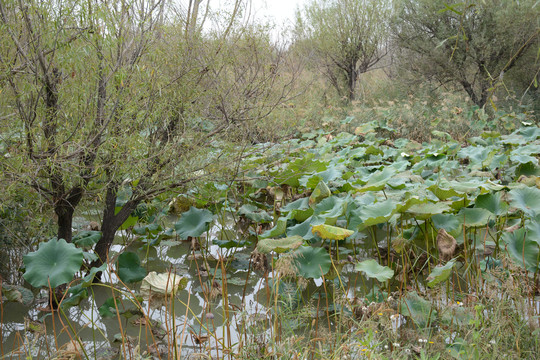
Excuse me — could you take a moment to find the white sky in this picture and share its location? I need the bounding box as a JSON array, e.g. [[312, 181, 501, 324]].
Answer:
[[248, 0, 309, 27]]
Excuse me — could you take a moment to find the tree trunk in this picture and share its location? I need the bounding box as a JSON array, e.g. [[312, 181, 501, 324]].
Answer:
[[347, 67, 358, 102], [56, 205, 74, 242], [90, 183, 141, 271]]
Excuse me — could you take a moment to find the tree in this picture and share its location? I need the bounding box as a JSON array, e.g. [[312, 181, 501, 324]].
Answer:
[[393, 0, 540, 108], [0, 0, 295, 271], [295, 0, 390, 102]]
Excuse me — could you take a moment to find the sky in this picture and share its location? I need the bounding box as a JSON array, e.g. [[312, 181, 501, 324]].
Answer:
[[248, 0, 308, 28]]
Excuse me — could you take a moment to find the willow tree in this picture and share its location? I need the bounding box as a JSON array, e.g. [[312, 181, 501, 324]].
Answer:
[[0, 0, 295, 269], [393, 0, 540, 108], [295, 0, 390, 102]]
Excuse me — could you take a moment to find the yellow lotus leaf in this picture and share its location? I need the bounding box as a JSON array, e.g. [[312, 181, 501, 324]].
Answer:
[[311, 224, 354, 240]]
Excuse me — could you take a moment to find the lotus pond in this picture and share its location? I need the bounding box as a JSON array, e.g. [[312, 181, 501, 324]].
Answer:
[[2, 120, 540, 359]]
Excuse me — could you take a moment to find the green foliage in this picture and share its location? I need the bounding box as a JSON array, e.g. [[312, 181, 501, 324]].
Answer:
[[296, 0, 391, 101], [393, 0, 540, 107]]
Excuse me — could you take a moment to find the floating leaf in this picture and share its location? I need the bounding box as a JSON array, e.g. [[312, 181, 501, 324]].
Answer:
[[400, 292, 437, 328], [311, 224, 353, 240], [309, 180, 331, 206], [174, 207, 213, 239], [427, 260, 456, 288], [141, 271, 187, 298], [355, 259, 394, 282], [117, 252, 147, 283], [294, 246, 331, 279], [257, 236, 304, 253], [23, 238, 83, 288]]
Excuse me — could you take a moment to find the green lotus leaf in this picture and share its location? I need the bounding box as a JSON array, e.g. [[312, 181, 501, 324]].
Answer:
[[260, 217, 288, 239], [309, 180, 331, 206], [1, 284, 34, 306], [282, 197, 313, 222], [474, 192, 508, 216], [311, 224, 354, 240], [174, 206, 214, 239], [503, 228, 540, 272], [213, 239, 250, 249], [238, 204, 273, 223], [257, 236, 304, 253], [357, 167, 396, 192], [61, 283, 88, 308], [23, 238, 83, 288], [133, 223, 162, 236], [510, 154, 538, 165], [527, 219, 540, 246], [72, 231, 102, 248], [400, 291, 437, 328], [406, 202, 451, 220], [356, 199, 399, 229], [313, 196, 347, 224], [294, 246, 332, 279], [427, 185, 465, 200], [457, 208, 493, 227], [427, 260, 456, 288], [117, 252, 147, 283], [509, 187, 540, 217], [355, 259, 394, 282], [431, 213, 460, 236]]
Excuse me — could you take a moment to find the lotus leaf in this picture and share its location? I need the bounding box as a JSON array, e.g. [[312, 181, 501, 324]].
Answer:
[[427, 260, 456, 288], [1, 284, 34, 306], [355, 259, 394, 282], [257, 236, 304, 253], [474, 192, 508, 216], [356, 199, 399, 229], [141, 271, 186, 298], [23, 238, 83, 288], [260, 217, 288, 239], [457, 208, 493, 227], [313, 196, 347, 224], [509, 187, 540, 217], [400, 292, 437, 328], [72, 231, 102, 248], [174, 206, 214, 239], [238, 204, 273, 223], [309, 180, 331, 206], [406, 202, 450, 220], [294, 246, 331, 279], [281, 197, 313, 222], [431, 213, 461, 235], [117, 252, 147, 283], [357, 167, 396, 192], [311, 224, 353, 240], [503, 228, 540, 272]]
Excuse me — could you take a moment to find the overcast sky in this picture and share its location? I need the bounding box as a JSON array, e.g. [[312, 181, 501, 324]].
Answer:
[[248, 0, 308, 27]]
